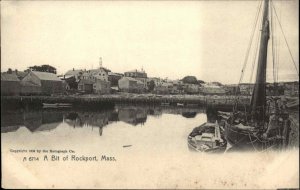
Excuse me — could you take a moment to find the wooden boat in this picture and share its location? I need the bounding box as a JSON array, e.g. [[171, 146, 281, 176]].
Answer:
[[222, 0, 295, 151], [43, 103, 72, 108], [177, 103, 184, 107], [187, 122, 227, 153]]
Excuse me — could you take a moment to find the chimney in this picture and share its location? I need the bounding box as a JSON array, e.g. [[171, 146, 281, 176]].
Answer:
[[7, 68, 12, 74], [73, 68, 74, 71]]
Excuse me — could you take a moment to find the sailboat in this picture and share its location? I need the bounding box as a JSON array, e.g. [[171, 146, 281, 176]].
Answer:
[[222, 0, 295, 151]]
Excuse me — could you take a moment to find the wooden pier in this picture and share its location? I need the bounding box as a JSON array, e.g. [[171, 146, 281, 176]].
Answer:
[[1, 94, 251, 110]]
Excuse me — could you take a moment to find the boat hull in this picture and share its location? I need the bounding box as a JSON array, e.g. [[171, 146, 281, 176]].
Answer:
[[187, 122, 227, 153], [225, 123, 282, 151]]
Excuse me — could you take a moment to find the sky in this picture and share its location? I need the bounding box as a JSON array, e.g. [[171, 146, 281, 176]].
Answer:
[[1, 0, 299, 84]]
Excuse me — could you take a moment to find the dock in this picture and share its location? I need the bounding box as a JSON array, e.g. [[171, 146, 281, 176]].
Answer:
[[1, 94, 251, 110]]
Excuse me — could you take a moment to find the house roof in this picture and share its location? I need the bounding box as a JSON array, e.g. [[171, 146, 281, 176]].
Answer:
[[82, 72, 90, 77], [108, 72, 123, 76], [12, 71, 27, 79], [121, 77, 138, 82], [21, 81, 41, 87], [89, 67, 110, 75], [65, 69, 83, 76], [1, 73, 20, 81], [31, 71, 62, 81]]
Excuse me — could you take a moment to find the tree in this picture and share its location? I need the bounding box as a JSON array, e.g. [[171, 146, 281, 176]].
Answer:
[[7, 68, 12, 74], [148, 80, 156, 91], [28, 65, 57, 74], [198, 80, 205, 84], [182, 76, 198, 84], [211, 81, 223, 86]]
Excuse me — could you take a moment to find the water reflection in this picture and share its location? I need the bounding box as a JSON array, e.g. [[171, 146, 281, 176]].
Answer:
[[1, 105, 207, 135], [1, 111, 63, 133]]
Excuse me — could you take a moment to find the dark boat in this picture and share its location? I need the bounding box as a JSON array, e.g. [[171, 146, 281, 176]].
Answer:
[[187, 122, 227, 153], [222, 0, 295, 151], [43, 103, 72, 108]]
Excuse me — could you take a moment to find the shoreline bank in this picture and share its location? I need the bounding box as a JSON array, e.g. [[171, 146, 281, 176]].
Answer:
[[1, 94, 250, 110]]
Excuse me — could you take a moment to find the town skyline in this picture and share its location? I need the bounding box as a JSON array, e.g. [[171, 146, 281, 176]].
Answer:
[[1, 0, 299, 84]]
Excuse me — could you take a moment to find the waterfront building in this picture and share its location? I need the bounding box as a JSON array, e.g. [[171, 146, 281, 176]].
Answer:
[[12, 70, 28, 80], [93, 76, 111, 94], [200, 84, 226, 95], [89, 67, 110, 82], [80, 67, 110, 82], [61, 75, 78, 90], [20, 81, 42, 95], [123, 69, 148, 91], [184, 83, 200, 94], [154, 80, 173, 94], [147, 77, 162, 87], [21, 71, 63, 95], [1, 72, 21, 96], [62, 80, 70, 91], [78, 67, 111, 94], [78, 79, 94, 93], [118, 77, 144, 93], [124, 69, 147, 78], [64, 68, 83, 82], [108, 72, 123, 87]]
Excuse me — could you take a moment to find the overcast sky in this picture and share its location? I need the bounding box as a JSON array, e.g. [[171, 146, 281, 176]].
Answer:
[[1, 0, 299, 84]]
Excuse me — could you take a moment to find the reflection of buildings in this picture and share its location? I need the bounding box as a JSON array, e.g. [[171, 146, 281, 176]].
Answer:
[[24, 111, 63, 132], [64, 111, 114, 128], [1, 111, 63, 133], [118, 108, 147, 126], [1, 112, 23, 133], [2, 106, 207, 134], [64, 110, 117, 136]]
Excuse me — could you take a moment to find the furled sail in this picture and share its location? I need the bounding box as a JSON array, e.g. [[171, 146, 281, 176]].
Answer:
[[250, 0, 270, 122]]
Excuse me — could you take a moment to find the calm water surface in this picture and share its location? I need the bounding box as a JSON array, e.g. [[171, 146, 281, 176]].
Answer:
[[1, 106, 209, 156], [1, 105, 298, 189]]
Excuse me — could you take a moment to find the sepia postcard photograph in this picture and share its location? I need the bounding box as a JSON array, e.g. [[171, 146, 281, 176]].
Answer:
[[1, 0, 299, 189]]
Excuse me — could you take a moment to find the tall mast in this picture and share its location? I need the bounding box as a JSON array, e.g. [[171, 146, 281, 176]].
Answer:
[[250, 0, 270, 121]]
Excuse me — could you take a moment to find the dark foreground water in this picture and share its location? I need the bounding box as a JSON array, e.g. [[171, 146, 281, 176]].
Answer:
[[1, 105, 299, 189]]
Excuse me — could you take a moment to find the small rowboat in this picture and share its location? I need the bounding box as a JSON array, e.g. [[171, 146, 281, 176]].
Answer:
[[188, 122, 227, 153], [43, 103, 72, 108]]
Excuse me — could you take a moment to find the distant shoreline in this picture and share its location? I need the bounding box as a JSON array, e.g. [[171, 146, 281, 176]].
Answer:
[[1, 93, 298, 111], [0, 93, 265, 111]]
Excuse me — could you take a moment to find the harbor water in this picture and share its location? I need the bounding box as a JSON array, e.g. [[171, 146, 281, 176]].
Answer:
[[1, 105, 299, 189]]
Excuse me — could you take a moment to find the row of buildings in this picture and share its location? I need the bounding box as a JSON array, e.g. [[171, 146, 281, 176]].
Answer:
[[1, 67, 299, 96], [1, 70, 64, 96]]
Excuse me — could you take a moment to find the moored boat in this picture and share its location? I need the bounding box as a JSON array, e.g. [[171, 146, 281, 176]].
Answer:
[[221, 0, 296, 152], [43, 103, 72, 108], [187, 122, 227, 153]]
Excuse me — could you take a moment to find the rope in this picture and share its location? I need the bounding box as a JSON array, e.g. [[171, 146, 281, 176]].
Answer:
[[249, 16, 261, 83], [238, 0, 263, 85], [276, 0, 282, 82], [234, 0, 263, 111], [248, 132, 258, 151], [271, 0, 299, 76]]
